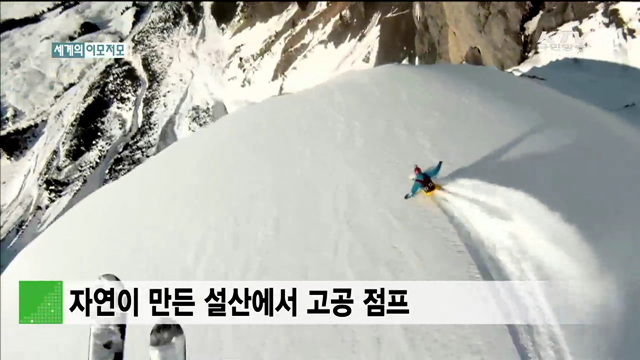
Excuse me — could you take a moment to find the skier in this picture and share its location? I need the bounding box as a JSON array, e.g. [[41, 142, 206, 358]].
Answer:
[[404, 161, 443, 199]]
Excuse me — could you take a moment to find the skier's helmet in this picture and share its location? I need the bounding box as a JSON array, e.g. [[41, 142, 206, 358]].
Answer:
[[414, 166, 421, 174]]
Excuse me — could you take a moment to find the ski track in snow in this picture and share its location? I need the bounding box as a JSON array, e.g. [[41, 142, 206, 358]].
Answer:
[[432, 179, 614, 360]]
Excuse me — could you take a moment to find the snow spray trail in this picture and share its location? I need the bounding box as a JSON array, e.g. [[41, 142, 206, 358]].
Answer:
[[433, 178, 615, 360]]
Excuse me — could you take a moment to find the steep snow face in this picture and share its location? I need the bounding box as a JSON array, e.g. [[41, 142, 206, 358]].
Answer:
[[3, 65, 639, 359]]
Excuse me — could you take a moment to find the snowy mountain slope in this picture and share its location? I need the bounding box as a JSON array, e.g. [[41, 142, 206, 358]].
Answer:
[[1, 1, 147, 266], [518, 58, 640, 130], [3, 64, 639, 359], [0, 1, 386, 268], [2, 1, 637, 273]]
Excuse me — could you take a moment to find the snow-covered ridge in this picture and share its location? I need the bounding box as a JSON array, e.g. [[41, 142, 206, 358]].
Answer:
[[1, 1, 638, 272]]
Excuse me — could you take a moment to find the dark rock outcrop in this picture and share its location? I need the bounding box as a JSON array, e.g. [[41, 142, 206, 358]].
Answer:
[[412, 2, 529, 70], [464, 46, 484, 66], [211, 2, 240, 27], [0, 1, 80, 35], [0, 120, 46, 160], [79, 21, 100, 36]]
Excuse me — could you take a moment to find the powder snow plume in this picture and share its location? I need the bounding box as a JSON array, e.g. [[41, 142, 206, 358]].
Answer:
[[433, 179, 620, 360]]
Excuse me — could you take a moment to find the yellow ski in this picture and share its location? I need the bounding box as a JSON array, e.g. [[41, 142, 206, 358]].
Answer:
[[423, 183, 442, 196]]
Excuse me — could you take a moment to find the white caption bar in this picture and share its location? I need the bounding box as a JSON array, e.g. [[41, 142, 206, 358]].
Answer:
[[62, 280, 606, 325]]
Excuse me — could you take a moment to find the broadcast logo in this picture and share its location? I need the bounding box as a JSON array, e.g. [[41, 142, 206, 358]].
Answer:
[[51, 42, 127, 59]]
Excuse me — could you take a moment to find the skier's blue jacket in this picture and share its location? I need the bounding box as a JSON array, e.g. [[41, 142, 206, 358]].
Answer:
[[406, 161, 442, 198]]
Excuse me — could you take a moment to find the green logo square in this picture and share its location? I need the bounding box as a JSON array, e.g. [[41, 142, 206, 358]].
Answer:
[[19, 281, 63, 324]]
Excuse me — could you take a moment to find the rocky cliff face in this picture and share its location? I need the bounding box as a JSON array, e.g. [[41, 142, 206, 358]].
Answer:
[[212, 2, 618, 72], [413, 2, 531, 68], [0, 1, 636, 270]]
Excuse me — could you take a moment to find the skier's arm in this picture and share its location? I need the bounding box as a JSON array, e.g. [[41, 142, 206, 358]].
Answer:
[[424, 161, 443, 178], [405, 182, 422, 198]]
